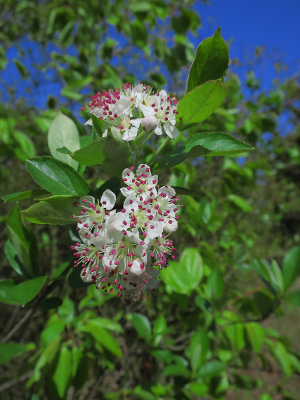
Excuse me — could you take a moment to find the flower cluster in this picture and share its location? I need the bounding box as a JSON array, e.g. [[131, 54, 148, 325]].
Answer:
[[83, 83, 179, 141], [71, 164, 181, 298]]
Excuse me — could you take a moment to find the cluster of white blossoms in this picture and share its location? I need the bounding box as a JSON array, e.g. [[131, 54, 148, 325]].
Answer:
[[71, 164, 181, 298], [83, 83, 180, 141]]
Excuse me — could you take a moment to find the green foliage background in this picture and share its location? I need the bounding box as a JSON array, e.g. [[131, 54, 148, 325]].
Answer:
[[0, 1, 300, 399]]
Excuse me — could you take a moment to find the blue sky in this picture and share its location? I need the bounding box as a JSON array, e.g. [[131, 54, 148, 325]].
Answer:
[[0, 0, 299, 111], [195, 0, 299, 89]]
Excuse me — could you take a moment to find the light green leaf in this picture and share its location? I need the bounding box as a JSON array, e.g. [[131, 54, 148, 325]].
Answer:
[[206, 269, 225, 299], [26, 157, 89, 196], [246, 322, 265, 353], [177, 81, 227, 128], [282, 246, 300, 290], [186, 28, 229, 92], [131, 313, 152, 343], [52, 346, 71, 398], [227, 194, 253, 212], [225, 323, 245, 351], [160, 248, 203, 295], [189, 330, 209, 375], [22, 197, 79, 225], [86, 318, 123, 334], [80, 322, 122, 357], [197, 360, 226, 378], [48, 112, 80, 170]]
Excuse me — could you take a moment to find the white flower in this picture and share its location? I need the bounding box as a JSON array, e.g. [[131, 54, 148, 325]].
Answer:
[[84, 83, 179, 141], [71, 164, 182, 298], [120, 164, 158, 202]]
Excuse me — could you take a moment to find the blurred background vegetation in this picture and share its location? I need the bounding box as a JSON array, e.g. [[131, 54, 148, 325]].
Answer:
[[0, 1, 300, 399]]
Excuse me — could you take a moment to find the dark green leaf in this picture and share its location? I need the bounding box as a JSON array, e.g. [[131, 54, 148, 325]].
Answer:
[[186, 28, 229, 92], [0, 343, 30, 365], [285, 289, 300, 306], [2, 189, 48, 203], [7, 204, 38, 276], [26, 157, 89, 196], [22, 197, 79, 225]]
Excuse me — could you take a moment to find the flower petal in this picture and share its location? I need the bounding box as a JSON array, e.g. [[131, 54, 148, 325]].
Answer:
[[101, 189, 116, 210]]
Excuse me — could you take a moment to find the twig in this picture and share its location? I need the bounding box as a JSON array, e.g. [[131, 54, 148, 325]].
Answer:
[[0, 371, 33, 392], [1, 309, 33, 344]]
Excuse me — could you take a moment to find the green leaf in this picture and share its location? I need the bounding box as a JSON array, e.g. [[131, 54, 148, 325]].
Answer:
[[225, 323, 245, 351], [251, 259, 284, 294], [164, 364, 191, 378], [41, 320, 66, 346], [9, 276, 47, 306], [282, 246, 300, 290], [131, 313, 152, 343], [160, 248, 203, 295], [185, 132, 253, 156], [189, 330, 209, 375], [93, 177, 121, 200], [197, 360, 226, 378], [206, 269, 225, 299], [0, 343, 30, 365], [227, 194, 253, 212], [6, 204, 38, 276], [52, 346, 71, 399], [26, 157, 89, 196], [0, 279, 16, 304], [245, 322, 265, 353], [270, 341, 292, 377], [285, 289, 300, 306], [4, 240, 24, 276], [60, 139, 105, 166], [152, 132, 253, 170], [13, 131, 36, 160], [48, 112, 80, 170], [85, 318, 123, 334], [186, 28, 229, 92], [2, 189, 48, 203], [177, 81, 227, 128], [22, 197, 79, 225], [153, 314, 167, 346], [80, 322, 122, 357]]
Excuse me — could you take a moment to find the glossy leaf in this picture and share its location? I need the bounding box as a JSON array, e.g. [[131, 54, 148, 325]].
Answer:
[[26, 157, 89, 196], [48, 112, 80, 170], [160, 248, 203, 295], [177, 81, 227, 128], [9, 276, 47, 306], [186, 28, 229, 92]]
